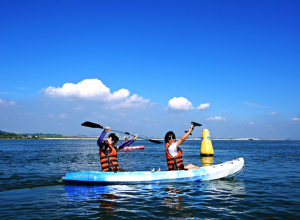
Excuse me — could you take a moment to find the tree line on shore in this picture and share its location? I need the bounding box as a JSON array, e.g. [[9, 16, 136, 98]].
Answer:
[[0, 130, 65, 139]]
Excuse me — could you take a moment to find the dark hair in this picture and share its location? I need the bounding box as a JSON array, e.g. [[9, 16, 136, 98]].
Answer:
[[164, 131, 176, 143], [108, 133, 119, 143]]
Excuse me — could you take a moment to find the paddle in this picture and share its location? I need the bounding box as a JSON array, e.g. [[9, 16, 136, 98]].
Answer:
[[81, 121, 163, 144], [185, 121, 202, 135], [192, 121, 202, 127]]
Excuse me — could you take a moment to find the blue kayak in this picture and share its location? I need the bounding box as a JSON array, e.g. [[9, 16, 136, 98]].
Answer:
[[62, 157, 244, 185]]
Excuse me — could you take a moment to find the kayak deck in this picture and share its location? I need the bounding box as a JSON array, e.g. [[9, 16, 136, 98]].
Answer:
[[62, 157, 244, 185]]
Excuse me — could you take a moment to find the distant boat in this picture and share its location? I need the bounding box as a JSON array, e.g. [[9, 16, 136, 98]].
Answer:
[[121, 145, 145, 151], [248, 138, 253, 141]]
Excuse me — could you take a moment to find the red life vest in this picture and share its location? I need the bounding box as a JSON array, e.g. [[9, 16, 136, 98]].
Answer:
[[165, 143, 184, 170], [99, 141, 119, 172]]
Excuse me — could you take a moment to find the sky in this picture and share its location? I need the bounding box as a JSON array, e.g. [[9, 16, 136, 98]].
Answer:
[[0, 0, 300, 139]]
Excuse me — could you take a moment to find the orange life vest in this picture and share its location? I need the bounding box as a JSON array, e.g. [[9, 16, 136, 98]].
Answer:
[[165, 143, 184, 170], [99, 141, 119, 172]]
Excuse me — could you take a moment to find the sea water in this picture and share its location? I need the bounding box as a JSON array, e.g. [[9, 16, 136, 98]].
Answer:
[[0, 139, 299, 219]]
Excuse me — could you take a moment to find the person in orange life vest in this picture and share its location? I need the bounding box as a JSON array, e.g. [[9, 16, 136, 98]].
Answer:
[[165, 125, 200, 170], [97, 127, 138, 171]]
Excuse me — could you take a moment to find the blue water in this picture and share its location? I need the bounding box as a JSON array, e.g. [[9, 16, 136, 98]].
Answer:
[[1, 139, 299, 219]]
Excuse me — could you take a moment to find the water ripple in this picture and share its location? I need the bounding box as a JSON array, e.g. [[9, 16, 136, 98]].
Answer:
[[1, 140, 300, 219]]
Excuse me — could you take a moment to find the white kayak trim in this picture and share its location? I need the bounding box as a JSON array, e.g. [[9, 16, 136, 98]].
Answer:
[[62, 157, 244, 185]]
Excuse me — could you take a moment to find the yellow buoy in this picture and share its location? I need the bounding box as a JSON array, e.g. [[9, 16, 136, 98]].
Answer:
[[200, 129, 214, 156]]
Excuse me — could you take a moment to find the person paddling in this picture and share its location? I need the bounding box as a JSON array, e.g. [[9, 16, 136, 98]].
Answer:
[[165, 125, 200, 170], [97, 127, 138, 172]]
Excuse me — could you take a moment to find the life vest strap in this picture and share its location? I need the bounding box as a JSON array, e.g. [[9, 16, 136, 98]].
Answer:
[[102, 165, 119, 170], [168, 158, 184, 170], [101, 160, 118, 164], [167, 156, 182, 162], [100, 155, 117, 160]]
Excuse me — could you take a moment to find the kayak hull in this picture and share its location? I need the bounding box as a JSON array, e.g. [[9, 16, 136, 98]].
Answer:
[[121, 145, 145, 151], [62, 157, 244, 185]]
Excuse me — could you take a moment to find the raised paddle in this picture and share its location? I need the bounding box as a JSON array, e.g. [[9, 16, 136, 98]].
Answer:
[[185, 121, 202, 135], [81, 121, 163, 144], [191, 121, 202, 127]]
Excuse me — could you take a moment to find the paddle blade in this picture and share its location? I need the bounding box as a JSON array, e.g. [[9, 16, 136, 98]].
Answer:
[[149, 139, 163, 144], [191, 121, 202, 127], [81, 121, 103, 129]]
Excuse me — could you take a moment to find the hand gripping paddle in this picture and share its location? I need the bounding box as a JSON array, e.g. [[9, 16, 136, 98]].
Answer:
[[185, 121, 202, 135]]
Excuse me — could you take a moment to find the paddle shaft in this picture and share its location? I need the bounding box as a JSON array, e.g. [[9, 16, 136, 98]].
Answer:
[[81, 121, 163, 144]]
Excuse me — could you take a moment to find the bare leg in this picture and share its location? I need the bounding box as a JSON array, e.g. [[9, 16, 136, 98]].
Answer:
[[184, 164, 200, 169]]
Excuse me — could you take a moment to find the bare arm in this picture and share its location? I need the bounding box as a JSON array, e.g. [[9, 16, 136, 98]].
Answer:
[[176, 125, 194, 147]]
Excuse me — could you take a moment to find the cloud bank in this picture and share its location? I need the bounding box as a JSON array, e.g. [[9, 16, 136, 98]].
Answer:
[[41, 79, 152, 109], [43, 79, 129, 101]]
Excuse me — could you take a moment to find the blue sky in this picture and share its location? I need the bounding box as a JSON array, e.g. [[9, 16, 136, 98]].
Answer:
[[1, 0, 299, 138]]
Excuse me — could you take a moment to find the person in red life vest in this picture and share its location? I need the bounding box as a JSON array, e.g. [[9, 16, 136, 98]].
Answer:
[[165, 125, 200, 170], [97, 127, 138, 172]]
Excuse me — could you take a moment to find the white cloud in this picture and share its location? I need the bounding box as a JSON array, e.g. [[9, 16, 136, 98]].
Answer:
[[245, 122, 255, 126], [196, 103, 210, 110], [42, 79, 130, 101], [103, 94, 151, 109], [245, 101, 269, 108], [206, 116, 226, 121], [0, 99, 16, 106], [270, 112, 277, 115], [41, 78, 154, 109], [168, 97, 194, 110], [142, 117, 150, 120], [292, 118, 300, 121]]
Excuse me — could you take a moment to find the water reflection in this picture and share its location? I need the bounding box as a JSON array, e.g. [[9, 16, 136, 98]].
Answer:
[[200, 156, 214, 167], [63, 179, 246, 218], [162, 186, 184, 210], [99, 193, 117, 217]]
